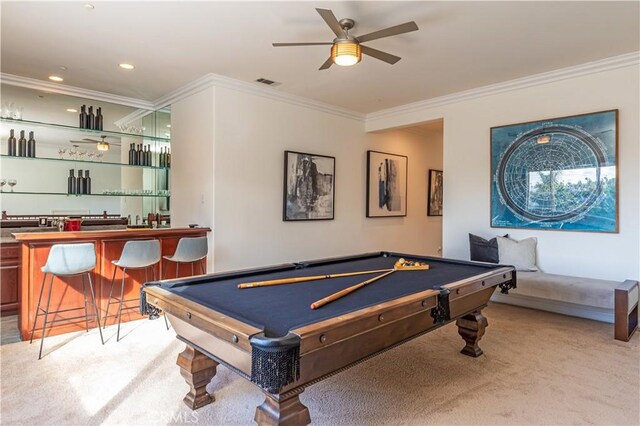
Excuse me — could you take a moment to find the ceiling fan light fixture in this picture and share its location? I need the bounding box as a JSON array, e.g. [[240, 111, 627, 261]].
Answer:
[[331, 41, 361, 66], [96, 141, 110, 151]]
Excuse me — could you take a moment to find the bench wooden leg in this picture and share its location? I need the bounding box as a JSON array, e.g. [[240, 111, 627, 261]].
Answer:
[[615, 280, 639, 342], [456, 310, 488, 357], [177, 344, 218, 409]]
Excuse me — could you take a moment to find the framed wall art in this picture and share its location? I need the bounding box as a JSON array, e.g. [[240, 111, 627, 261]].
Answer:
[[490, 109, 618, 233], [366, 150, 408, 218], [428, 169, 443, 216], [283, 150, 335, 221]]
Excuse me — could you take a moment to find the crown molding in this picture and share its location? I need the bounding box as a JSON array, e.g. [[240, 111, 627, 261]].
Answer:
[[366, 51, 640, 124], [153, 73, 366, 122], [0, 73, 155, 110]]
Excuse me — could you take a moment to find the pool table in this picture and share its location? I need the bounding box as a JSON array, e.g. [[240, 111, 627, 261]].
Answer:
[[142, 252, 516, 425]]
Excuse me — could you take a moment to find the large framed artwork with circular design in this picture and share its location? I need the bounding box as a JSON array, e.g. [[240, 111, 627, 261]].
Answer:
[[490, 110, 618, 233]]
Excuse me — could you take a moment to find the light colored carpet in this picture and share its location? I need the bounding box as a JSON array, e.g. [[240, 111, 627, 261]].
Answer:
[[1, 303, 638, 425]]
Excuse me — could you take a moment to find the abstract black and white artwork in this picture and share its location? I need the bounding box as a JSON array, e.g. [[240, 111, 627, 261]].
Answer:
[[428, 169, 443, 216], [366, 151, 408, 217], [284, 151, 335, 221], [491, 110, 618, 232]]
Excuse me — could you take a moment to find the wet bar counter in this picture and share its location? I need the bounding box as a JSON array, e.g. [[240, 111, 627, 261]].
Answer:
[[14, 227, 211, 340]]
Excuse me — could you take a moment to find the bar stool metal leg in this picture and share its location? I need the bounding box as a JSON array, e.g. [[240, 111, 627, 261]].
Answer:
[[30, 273, 48, 344], [116, 267, 127, 342], [87, 272, 105, 345], [103, 266, 118, 329], [200, 260, 205, 275], [81, 274, 90, 332], [38, 274, 55, 359]]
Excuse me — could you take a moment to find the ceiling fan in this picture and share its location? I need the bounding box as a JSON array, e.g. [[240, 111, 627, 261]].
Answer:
[[70, 136, 120, 151], [273, 8, 419, 70]]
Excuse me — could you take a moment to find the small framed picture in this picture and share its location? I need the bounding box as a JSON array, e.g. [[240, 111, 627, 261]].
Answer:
[[283, 151, 335, 221], [366, 151, 408, 218], [428, 169, 443, 216]]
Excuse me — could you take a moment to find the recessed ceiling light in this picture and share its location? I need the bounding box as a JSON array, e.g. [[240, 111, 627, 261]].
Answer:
[[119, 63, 135, 70], [84, 4, 95, 10], [166, 124, 171, 128], [48, 75, 64, 82], [66, 108, 78, 113]]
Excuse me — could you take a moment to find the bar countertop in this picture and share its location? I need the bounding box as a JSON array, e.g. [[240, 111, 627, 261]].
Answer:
[[13, 227, 211, 242]]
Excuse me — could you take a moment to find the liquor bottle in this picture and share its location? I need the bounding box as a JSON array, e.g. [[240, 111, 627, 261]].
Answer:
[[146, 144, 151, 166], [27, 131, 36, 158], [95, 107, 103, 131], [68, 169, 77, 194], [7, 129, 17, 156], [159, 147, 165, 168], [137, 144, 143, 165], [85, 170, 91, 194], [18, 130, 27, 157], [87, 106, 95, 130], [79, 105, 88, 129], [142, 145, 148, 166], [128, 143, 135, 165], [77, 170, 85, 194], [167, 148, 171, 168]]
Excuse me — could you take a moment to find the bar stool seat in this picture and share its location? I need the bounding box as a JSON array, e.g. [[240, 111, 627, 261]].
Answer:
[[30, 243, 104, 359], [103, 239, 161, 341], [163, 236, 208, 278]]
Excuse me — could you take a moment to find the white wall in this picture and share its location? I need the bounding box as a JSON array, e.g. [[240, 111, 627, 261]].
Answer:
[[170, 86, 216, 270], [171, 86, 443, 272], [367, 65, 640, 281]]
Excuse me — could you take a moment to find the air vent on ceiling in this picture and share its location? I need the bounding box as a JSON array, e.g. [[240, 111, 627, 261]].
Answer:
[[255, 78, 281, 87]]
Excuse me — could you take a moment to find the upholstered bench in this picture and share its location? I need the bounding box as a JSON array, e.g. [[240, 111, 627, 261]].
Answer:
[[491, 272, 638, 341]]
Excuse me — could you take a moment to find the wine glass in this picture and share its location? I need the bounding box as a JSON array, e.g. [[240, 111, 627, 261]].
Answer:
[[87, 151, 95, 161], [68, 146, 78, 160], [58, 147, 67, 159], [7, 179, 17, 192], [78, 150, 86, 161], [0, 179, 6, 192], [95, 152, 104, 162]]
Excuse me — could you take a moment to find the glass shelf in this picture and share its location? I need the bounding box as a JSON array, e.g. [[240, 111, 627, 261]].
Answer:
[[0, 154, 170, 170], [0, 117, 170, 142], [0, 191, 170, 197]]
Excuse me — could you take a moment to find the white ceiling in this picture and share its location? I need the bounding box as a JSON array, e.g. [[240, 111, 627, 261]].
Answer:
[[1, 1, 638, 113]]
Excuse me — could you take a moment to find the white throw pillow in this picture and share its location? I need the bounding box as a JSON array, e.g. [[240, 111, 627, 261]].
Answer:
[[496, 236, 539, 271]]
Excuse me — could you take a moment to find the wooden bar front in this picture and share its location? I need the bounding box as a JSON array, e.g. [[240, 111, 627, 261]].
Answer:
[[15, 227, 211, 340]]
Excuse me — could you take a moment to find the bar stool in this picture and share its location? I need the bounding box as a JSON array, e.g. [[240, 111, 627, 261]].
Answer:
[[103, 239, 161, 341], [163, 236, 208, 278], [30, 243, 104, 359]]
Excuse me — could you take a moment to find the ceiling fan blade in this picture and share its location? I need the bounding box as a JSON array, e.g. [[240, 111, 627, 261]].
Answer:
[[319, 57, 333, 70], [316, 8, 345, 38], [273, 42, 333, 47], [361, 45, 401, 64], [356, 21, 419, 43]]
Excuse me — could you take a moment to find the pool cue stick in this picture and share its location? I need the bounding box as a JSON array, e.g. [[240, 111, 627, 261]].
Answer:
[[310, 269, 397, 310], [237, 269, 393, 289]]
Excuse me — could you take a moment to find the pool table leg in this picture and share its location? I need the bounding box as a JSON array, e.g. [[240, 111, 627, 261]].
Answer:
[[254, 390, 311, 426], [177, 344, 219, 409], [456, 310, 488, 357]]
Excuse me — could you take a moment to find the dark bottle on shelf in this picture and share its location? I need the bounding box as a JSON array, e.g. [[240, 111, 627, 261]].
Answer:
[[142, 145, 147, 166], [27, 131, 36, 158], [137, 144, 143, 165], [85, 170, 91, 194], [87, 106, 95, 130], [77, 170, 85, 194], [128, 143, 135, 165], [79, 105, 88, 129], [18, 130, 27, 157], [7, 129, 17, 156], [95, 107, 103, 131], [68, 169, 77, 194], [146, 144, 152, 166], [167, 148, 171, 168], [159, 147, 165, 168]]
